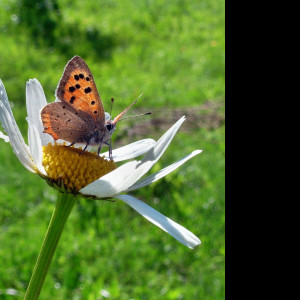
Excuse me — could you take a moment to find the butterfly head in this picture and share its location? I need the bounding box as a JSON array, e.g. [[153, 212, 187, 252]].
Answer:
[[102, 97, 138, 137], [104, 118, 117, 139]]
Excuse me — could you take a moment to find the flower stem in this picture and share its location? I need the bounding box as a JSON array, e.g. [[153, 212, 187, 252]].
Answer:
[[24, 192, 77, 300]]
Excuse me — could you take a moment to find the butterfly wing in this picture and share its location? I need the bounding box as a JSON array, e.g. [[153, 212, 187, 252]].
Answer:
[[41, 102, 95, 143], [55, 56, 105, 129]]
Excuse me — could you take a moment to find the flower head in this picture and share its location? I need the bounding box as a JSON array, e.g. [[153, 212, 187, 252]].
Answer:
[[0, 78, 202, 248], [42, 143, 116, 193]]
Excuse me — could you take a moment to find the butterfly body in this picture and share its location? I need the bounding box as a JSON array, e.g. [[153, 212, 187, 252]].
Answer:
[[42, 101, 115, 144], [41, 56, 124, 159]]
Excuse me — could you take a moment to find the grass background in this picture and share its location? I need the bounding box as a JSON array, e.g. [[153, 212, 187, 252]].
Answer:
[[0, 0, 225, 299]]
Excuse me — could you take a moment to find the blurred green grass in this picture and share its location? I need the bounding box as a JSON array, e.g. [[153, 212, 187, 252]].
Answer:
[[0, 0, 224, 299]]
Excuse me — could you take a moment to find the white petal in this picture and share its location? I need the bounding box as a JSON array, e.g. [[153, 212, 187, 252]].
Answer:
[[101, 139, 156, 162], [0, 84, 35, 172], [0, 79, 13, 113], [0, 79, 31, 158], [0, 131, 9, 142], [0, 103, 35, 172], [128, 150, 202, 191], [27, 120, 47, 175], [26, 79, 53, 146], [135, 116, 186, 176], [80, 159, 140, 197], [116, 194, 201, 249], [80, 117, 186, 197]]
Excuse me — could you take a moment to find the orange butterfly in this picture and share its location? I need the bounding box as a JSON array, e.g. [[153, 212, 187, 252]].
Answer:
[[41, 56, 137, 159]]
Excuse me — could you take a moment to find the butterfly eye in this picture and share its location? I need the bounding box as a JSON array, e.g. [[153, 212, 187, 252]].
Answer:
[[106, 123, 114, 132]]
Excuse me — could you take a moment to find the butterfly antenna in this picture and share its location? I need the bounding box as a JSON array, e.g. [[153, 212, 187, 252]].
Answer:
[[113, 93, 143, 124], [109, 98, 114, 116], [118, 112, 152, 122]]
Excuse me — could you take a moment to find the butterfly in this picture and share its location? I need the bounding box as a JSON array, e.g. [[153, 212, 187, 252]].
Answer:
[[41, 56, 137, 159]]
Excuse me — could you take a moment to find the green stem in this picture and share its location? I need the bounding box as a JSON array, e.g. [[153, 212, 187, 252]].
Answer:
[[24, 192, 78, 300]]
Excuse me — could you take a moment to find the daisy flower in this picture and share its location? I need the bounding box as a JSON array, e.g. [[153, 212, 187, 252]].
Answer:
[[1, 77, 202, 247], [1, 78, 202, 298]]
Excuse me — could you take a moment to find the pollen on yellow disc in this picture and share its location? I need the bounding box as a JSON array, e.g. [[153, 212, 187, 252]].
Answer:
[[42, 143, 116, 192]]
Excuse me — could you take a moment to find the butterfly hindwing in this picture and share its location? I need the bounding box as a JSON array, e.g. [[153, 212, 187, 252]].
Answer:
[[41, 102, 96, 143], [55, 56, 105, 128]]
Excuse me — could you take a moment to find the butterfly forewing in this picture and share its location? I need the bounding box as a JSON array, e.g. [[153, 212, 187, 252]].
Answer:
[[41, 102, 95, 143], [55, 56, 105, 128]]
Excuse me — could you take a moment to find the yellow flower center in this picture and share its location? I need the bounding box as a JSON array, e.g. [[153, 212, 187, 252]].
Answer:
[[42, 143, 116, 193]]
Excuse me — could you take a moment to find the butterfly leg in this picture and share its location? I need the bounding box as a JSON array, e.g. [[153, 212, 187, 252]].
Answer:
[[68, 141, 76, 147], [82, 143, 89, 152], [104, 140, 113, 160], [67, 137, 82, 148], [79, 137, 92, 155], [97, 140, 113, 160], [97, 143, 102, 156]]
